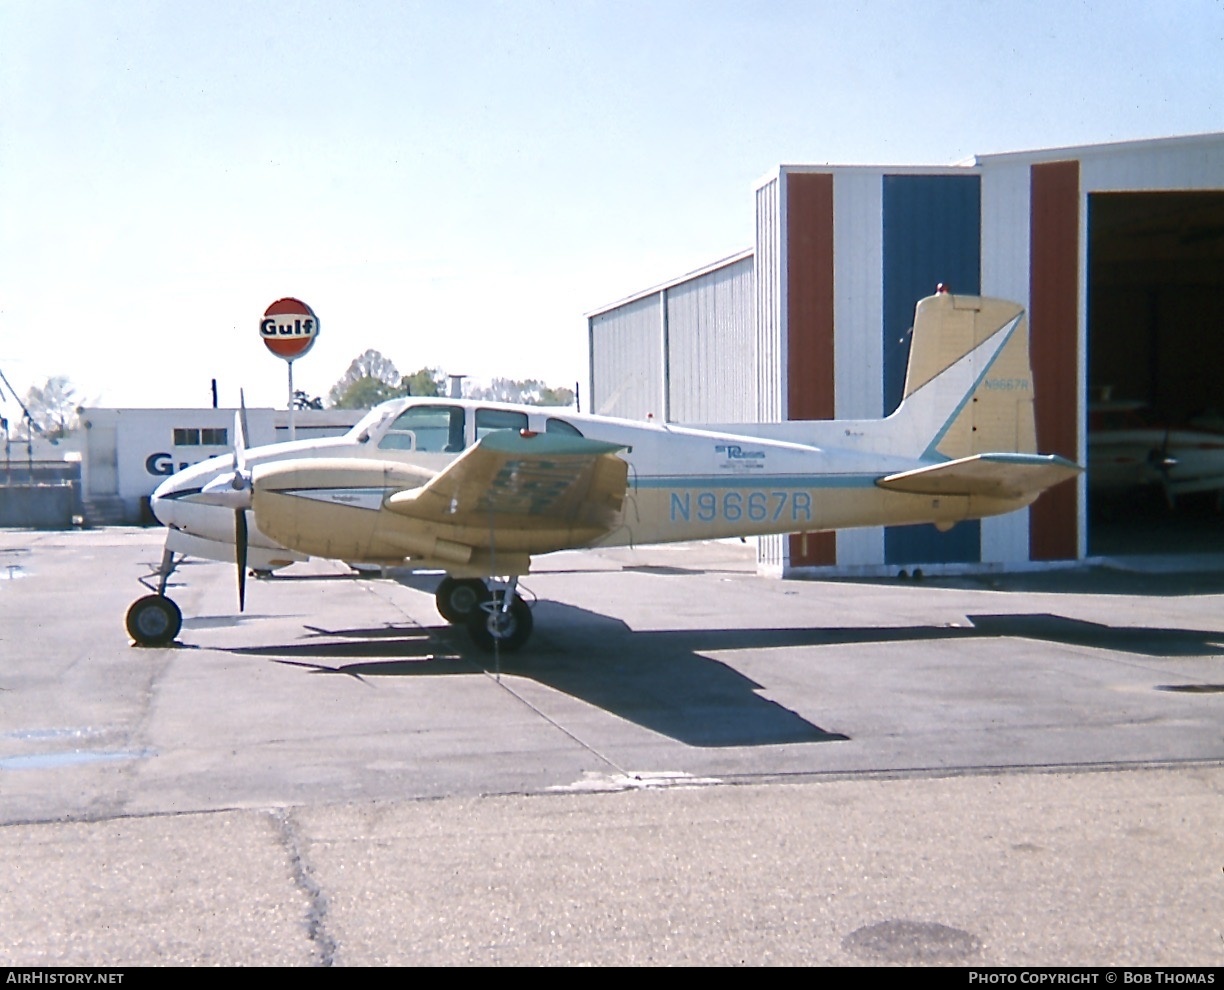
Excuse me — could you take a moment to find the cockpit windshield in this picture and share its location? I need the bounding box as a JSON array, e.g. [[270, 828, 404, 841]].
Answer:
[[345, 405, 399, 443], [378, 404, 467, 452]]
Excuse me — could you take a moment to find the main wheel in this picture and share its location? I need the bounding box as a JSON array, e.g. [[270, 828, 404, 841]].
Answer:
[[466, 591, 533, 652], [126, 594, 183, 647], [435, 577, 491, 624]]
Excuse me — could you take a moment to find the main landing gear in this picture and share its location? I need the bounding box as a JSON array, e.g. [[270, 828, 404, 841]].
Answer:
[[434, 577, 491, 624], [434, 576, 533, 652], [126, 548, 183, 647], [126, 554, 535, 652]]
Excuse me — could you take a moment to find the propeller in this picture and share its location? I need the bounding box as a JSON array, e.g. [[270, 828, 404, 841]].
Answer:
[[235, 502, 248, 612], [1147, 426, 1179, 510], [192, 392, 254, 611], [233, 390, 250, 612], [197, 394, 253, 509]]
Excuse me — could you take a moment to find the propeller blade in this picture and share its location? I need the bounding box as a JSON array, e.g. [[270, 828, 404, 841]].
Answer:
[[234, 389, 250, 481], [235, 508, 248, 612], [198, 470, 253, 508]]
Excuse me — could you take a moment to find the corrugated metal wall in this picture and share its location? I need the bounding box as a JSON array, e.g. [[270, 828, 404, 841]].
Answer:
[[978, 159, 1036, 566], [588, 253, 755, 424], [881, 173, 982, 566], [1028, 160, 1081, 562], [754, 174, 786, 572], [666, 255, 756, 423], [783, 171, 836, 567], [588, 294, 665, 421], [831, 169, 886, 568], [754, 175, 784, 423], [774, 166, 986, 574]]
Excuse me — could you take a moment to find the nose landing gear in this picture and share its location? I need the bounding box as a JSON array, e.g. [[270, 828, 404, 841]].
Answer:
[[126, 547, 183, 647], [125, 594, 182, 647]]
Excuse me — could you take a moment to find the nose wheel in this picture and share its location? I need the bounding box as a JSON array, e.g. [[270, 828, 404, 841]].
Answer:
[[126, 546, 183, 646], [126, 594, 183, 647]]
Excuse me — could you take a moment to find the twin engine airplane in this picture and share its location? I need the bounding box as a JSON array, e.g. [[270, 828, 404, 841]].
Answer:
[[129, 290, 1081, 652]]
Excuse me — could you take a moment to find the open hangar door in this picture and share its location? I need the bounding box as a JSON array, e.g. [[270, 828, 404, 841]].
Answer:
[[1087, 190, 1224, 556]]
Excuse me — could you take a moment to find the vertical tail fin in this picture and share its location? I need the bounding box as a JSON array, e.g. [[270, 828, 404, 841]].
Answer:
[[897, 291, 1038, 461]]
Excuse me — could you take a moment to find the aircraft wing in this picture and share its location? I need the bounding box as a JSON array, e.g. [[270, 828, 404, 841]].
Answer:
[[876, 452, 1081, 500], [384, 429, 629, 534]]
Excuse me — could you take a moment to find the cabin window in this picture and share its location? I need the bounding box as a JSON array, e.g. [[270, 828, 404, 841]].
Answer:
[[379, 405, 466, 452], [475, 408, 529, 442], [545, 418, 584, 437]]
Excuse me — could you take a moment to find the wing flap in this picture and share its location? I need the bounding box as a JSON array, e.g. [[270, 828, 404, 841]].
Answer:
[[877, 453, 1081, 499], [384, 430, 629, 532]]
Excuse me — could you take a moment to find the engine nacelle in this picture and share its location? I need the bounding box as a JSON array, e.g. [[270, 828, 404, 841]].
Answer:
[[252, 458, 433, 561]]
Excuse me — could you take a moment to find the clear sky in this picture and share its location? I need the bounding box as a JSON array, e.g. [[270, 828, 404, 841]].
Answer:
[[1, 0, 1221, 413]]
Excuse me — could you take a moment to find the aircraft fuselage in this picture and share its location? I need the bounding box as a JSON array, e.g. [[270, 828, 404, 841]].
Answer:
[[152, 396, 1026, 572]]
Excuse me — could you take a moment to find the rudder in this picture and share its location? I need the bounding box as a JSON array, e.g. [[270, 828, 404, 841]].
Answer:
[[902, 291, 1037, 461]]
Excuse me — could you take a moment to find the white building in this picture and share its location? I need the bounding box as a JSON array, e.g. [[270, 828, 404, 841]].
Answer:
[[78, 407, 361, 525]]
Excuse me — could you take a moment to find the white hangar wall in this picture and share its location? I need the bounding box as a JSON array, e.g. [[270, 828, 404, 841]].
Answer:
[[587, 250, 755, 424], [666, 254, 757, 423]]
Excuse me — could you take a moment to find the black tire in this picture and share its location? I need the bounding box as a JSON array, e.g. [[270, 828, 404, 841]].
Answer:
[[435, 577, 491, 625], [126, 594, 183, 647], [466, 591, 533, 652]]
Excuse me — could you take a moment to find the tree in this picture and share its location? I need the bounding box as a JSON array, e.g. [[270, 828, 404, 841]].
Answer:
[[23, 376, 79, 439], [328, 349, 404, 409], [401, 367, 444, 397], [333, 376, 405, 409], [468, 378, 574, 406], [536, 383, 576, 406], [326, 354, 572, 410]]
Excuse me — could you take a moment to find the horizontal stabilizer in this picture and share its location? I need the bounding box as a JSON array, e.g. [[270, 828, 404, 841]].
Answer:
[[876, 453, 1082, 500]]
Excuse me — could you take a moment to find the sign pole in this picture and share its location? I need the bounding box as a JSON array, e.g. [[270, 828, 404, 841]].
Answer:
[[287, 359, 296, 442], [259, 298, 318, 446]]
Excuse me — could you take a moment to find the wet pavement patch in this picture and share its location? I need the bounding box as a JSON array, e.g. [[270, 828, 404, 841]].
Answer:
[[1, 728, 152, 771], [842, 919, 982, 962], [0, 749, 151, 770]]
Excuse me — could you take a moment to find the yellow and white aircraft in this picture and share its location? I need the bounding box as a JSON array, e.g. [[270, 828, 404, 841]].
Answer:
[[129, 290, 1080, 652]]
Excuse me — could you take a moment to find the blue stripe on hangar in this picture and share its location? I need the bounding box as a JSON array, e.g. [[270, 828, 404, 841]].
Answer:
[[882, 173, 982, 566]]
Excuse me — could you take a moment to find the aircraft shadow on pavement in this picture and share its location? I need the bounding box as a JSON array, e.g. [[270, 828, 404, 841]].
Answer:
[[226, 604, 844, 748], [220, 600, 1224, 748], [660, 612, 1224, 660]]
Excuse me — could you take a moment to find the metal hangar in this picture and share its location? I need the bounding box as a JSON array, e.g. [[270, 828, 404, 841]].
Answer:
[[586, 133, 1224, 577]]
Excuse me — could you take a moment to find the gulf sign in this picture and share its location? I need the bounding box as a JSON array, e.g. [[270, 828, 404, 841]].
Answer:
[[260, 298, 319, 361]]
